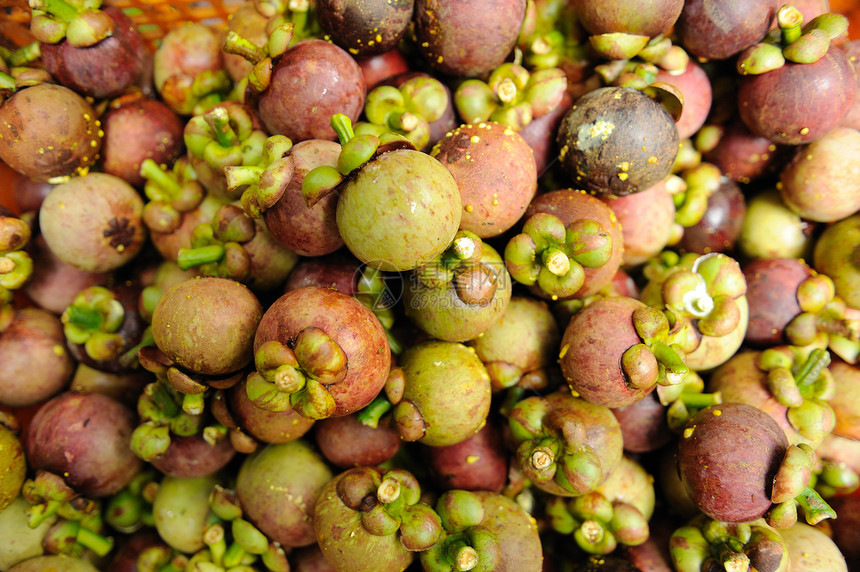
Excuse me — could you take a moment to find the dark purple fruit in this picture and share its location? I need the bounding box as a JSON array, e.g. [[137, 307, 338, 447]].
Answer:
[[676, 0, 778, 60], [677, 402, 788, 523], [316, 0, 414, 57], [556, 86, 680, 197]]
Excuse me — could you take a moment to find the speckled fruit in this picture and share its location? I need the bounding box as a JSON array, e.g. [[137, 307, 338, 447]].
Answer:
[[152, 276, 263, 376], [336, 148, 462, 271], [316, 0, 414, 57], [0, 423, 25, 511], [257, 39, 366, 142], [432, 122, 538, 238], [39, 172, 147, 273], [236, 440, 334, 548], [0, 83, 102, 182], [556, 86, 680, 197]]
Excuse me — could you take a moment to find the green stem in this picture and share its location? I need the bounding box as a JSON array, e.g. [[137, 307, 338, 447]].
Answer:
[[177, 244, 225, 270], [76, 525, 115, 557], [356, 395, 392, 429], [225, 165, 264, 189], [28, 499, 62, 528], [222, 30, 268, 64], [222, 542, 248, 569], [140, 159, 184, 196], [779, 5, 804, 45], [32, 0, 79, 23], [330, 113, 355, 146], [678, 391, 722, 409], [205, 107, 239, 148]]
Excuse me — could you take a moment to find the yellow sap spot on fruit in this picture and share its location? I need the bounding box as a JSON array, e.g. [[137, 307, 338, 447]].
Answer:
[[376, 34, 382, 43], [466, 455, 480, 464], [618, 162, 629, 172], [38, 148, 44, 154], [470, 135, 480, 143], [465, 205, 474, 213], [491, 200, 498, 206], [570, 388, 580, 397], [559, 343, 569, 359], [683, 427, 694, 438], [437, 56, 444, 63], [712, 409, 721, 416], [648, 156, 658, 164], [349, 48, 359, 54], [52, 344, 65, 356], [800, 127, 809, 135], [421, 41, 429, 47], [618, 172, 628, 181]]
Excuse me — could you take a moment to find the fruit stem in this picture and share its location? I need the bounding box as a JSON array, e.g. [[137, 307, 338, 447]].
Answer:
[[140, 159, 183, 196], [75, 523, 115, 557], [678, 390, 722, 409], [31, 0, 79, 24], [778, 5, 804, 45], [445, 538, 479, 572], [222, 30, 268, 64], [205, 107, 239, 148], [356, 394, 392, 429], [177, 244, 225, 270], [794, 348, 830, 394]]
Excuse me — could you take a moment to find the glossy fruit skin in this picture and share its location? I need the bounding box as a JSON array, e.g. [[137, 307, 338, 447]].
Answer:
[[41, 7, 146, 100], [677, 402, 788, 523], [254, 286, 391, 417], [426, 421, 508, 493], [556, 87, 680, 197], [152, 276, 263, 376], [336, 148, 462, 271], [603, 179, 675, 267], [654, 59, 713, 140], [469, 491, 544, 572], [0, 84, 102, 182], [738, 49, 857, 147], [314, 413, 400, 468], [228, 379, 316, 444], [258, 39, 366, 142], [573, 0, 684, 37], [26, 391, 143, 498], [742, 258, 810, 348], [412, 0, 527, 78]]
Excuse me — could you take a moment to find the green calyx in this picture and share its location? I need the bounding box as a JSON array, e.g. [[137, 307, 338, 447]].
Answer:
[[737, 5, 848, 74], [160, 69, 233, 117], [505, 212, 613, 300], [228, 135, 295, 217], [183, 105, 267, 172], [363, 76, 449, 150], [105, 470, 159, 533], [759, 347, 836, 442], [222, 23, 296, 94], [246, 330, 346, 419], [625, 305, 690, 390], [61, 285, 126, 361], [29, 0, 114, 47], [454, 63, 567, 131], [177, 205, 256, 281], [141, 157, 205, 235], [766, 443, 837, 528], [669, 516, 789, 572], [419, 490, 499, 572], [785, 273, 859, 347], [671, 162, 723, 228], [508, 395, 604, 495], [546, 492, 648, 555]]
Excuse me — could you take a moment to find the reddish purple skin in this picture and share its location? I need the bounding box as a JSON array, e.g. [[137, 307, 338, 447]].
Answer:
[[316, 0, 414, 57], [41, 8, 146, 100], [99, 99, 185, 188], [573, 0, 684, 38], [228, 379, 316, 444], [412, 0, 527, 78], [559, 296, 655, 408], [677, 402, 788, 523], [675, 0, 777, 61], [425, 420, 508, 493], [611, 394, 673, 454], [258, 39, 366, 142], [356, 49, 411, 90], [654, 60, 712, 140], [738, 48, 857, 145], [518, 91, 572, 175], [264, 139, 344, 256], [0, 308, 76, 408], [704, 120, 787, 183], [149, 433, 236, 478], [254, 286, 391, 417], [678, 178, 747, 255], [742, 258, 810, 347], [524, 189, 624, 299], [26, 391, 143, 498], [283, 251, 361, 295], [314, 413, 401, 468]]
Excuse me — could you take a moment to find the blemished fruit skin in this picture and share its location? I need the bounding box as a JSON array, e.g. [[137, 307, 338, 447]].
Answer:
[[336, 148, 462, 272]]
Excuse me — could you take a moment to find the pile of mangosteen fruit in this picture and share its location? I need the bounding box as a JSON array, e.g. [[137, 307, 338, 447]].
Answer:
[[2, 0, 860, 570]]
